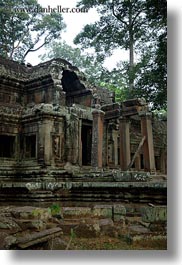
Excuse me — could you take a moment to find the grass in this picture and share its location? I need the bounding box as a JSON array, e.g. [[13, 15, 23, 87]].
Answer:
[[62, 236, 167, 250]]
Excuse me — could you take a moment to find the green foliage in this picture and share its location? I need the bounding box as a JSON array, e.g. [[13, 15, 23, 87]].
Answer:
[[75, 0, 146, 52], [70, 228, 76, 240], [31, 208, 50, 220], [0, 0, 66, 61], [48, 204, 61, 216], [74, 0, 167, 110], [31, 204, 61, 219], [152, 109, 167, 121]]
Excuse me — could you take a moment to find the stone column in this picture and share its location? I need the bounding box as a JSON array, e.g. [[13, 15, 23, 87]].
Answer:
[[140, 112, 156, 172], [113, 130, 119, 166], [135, 154, 141, 171], [91, 109, 105, 168], [119, 117, 131, 170], [102, 122, 109, 167], [78, 119, 82, 166], [38, 116, 53, 166], [160, 149, 167, 174]]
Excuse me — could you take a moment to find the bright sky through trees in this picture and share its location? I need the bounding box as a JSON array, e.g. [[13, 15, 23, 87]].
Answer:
[[25, 0, 129, 69]]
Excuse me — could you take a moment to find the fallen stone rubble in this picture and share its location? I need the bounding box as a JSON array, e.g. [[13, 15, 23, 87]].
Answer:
[[0, 204, 167, 250]]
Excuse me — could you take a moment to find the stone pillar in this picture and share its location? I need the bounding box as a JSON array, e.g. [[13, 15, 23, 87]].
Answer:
[[160, 149, 167, 174], [91, 109, 105, 168], [119, 117, 131, 170], [113, 130, 119, 166], [103, 122, 109, 167], [140, 112, 156, 172], [38, 117, 53, 166], [78, 119, 82, 166], [135, 154, 141, 171]]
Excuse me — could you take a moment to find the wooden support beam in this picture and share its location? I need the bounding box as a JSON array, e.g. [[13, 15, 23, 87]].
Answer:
[[127, 136, 146, 170]]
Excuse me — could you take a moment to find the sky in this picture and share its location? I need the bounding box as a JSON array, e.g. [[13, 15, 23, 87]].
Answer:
[[25, 0, 129, 70]]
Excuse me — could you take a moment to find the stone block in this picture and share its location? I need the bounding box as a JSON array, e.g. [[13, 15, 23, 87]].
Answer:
[[141, 206, 167, 223], [16, 219, 47, 231], [92, 205, 112, 218], [46, 237, 67, 250], [62, 207, 92, 218], [16, 227, 63, 249], [113, 171, 151, 182], [11, 207, 52, 221], [0, 214, 21, 232], [113, 204, 126, 222], [74, 219, 101, 238], [99, 218, 117, 237], [149, 223, 167, 232]]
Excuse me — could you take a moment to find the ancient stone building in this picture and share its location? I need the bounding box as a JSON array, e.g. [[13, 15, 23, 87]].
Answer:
[[0, 56, 167, 203]]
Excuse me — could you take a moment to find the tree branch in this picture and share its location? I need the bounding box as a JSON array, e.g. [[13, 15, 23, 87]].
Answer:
[[22, 34, 50, 60], [131, 8, 145, 27], [111, 0, 128, 26]]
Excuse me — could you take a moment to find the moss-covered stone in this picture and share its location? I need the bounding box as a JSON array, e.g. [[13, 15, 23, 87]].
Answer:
[[141, 206, 167, 223]]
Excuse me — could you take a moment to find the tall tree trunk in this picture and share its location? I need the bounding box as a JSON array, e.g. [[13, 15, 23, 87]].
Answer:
[[129, 0, 134, 93], [129, 32, 134, 91]]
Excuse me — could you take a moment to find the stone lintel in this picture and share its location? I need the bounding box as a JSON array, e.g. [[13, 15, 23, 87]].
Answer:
[[92, 109, 105, 116], [139, 111, 152, 118]]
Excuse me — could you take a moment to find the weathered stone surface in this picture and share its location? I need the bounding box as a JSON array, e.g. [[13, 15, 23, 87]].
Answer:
[[3, 235, 17, 250], [149, 223, 167, 232], [0, 204, 167, 249], [113, 171, 151, 182], [15, 227, 63, 249], [113, 204, 126, 221], [141, 206, 167, 223], [63, 207, 92, 218], [0, 232, 10, 249], [16, 219, 47, 231], [0, 55, 167, 208], [131, 234, 167, 244], [11, 207, 52, 221], [93, 205, 112, 218], [128, 224, 150, 235], [0, 214, 21, 231], [59, 221, 80, 235], [64, 162, 80, 174], [99, 218, 117, 237], [11, 206, 38, 219], [46, 237, 68, 250], [74, 219, 101, 238]]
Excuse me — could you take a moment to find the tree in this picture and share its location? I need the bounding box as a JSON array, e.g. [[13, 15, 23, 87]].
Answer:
[[132, 0, 167, 109], [74, 0, 148, 91], [0, 0, 66, 61], [74, 0, 167, 109]]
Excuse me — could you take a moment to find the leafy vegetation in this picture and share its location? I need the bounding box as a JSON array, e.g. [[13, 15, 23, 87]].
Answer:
[[0, 0, 65, 61], [73, 0, 167, 109], [48, 204, 61, 217], [0, 0, 167, 110]]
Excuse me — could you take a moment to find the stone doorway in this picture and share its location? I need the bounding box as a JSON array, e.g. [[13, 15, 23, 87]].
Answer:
[[0, 135, 15, 158], [81, 122, 92, 166]]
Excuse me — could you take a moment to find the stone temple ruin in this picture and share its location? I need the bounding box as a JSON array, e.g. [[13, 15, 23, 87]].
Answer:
[[0, 56, 167, 205]]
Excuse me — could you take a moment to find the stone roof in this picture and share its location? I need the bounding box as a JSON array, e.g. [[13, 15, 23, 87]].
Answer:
[[0, 56, 80, 82]]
